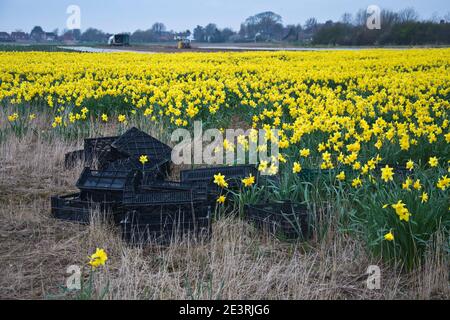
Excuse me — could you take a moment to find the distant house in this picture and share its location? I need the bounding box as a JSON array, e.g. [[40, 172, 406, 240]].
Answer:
[[45, 32, 57, 41], [61, 32, 76, 44], [0, 32, 12, 42], [11, 31, 29, 42]]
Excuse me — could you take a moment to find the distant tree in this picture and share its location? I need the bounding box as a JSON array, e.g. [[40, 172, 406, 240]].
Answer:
[[193, 25, 206, 42], [30, 26, 44, 41], [429, 12, 441, 23], [31, 26, 44, 34], [194, 25, 234, 42], [304, 17, 318, 32], [398, 7, 419, 23], [80, 28, 107, 43], [221, 28, 235, 42], [313, 21, 354, 45], [131, 29, 151, 42], [204, 23, 219, 42], [151, 22, 166, 36], [240, 11, 284, 41], [354, 9, 367, 26], [341, 13, 353, 25], [310, 7, 450, 46], [178, 29, 191, 38], [70, 29, 81, 40], [283, 24, 302, 41], [381, 9, 400, 27]]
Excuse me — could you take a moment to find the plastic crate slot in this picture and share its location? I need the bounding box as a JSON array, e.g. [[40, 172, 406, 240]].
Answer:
[[51, 193, 122, 224], [181, 165, 257, 183], [123, 189, 208, 206]]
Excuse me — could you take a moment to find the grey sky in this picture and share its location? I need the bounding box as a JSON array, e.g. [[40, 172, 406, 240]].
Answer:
[[0, 0, 449, 33]]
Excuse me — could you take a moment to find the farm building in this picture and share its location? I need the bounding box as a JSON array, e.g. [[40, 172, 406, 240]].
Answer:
[[11, 31, 29, 42], [0, 32, 12, 42]]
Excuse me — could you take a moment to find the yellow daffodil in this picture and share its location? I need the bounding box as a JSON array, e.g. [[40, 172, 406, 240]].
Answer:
[[381, 165, 394, 183], [413, 180, 422, 190], [428, 156, 438, 167], [420, 192, 429, 203], [391, 200, 411, 222], [406, 160, 414, 171], [292, 162, 302, 174], [8, 113, 18, 122], [217, 195, 226, 204], [118, 114, 126, 123], [336, 171, 346, 181], [300, 148, 310, 157], [352, 177, 362, 188], [242, 174, 255, 187], [384, 231, 394, 241], [213, 173, 228, 188], [436, 175, 450, 190], [88, 248, 108, 269], [402, 177, 413, 191], [139, 155, 148, 165], [258, 161, 268, 173]]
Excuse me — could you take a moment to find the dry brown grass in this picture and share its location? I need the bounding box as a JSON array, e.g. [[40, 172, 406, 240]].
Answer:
[[0, 129, 448, 300]]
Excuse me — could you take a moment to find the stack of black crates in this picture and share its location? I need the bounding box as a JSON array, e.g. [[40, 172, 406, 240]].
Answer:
[[53, 127, 212, 244], [54, 127, 311, 244]]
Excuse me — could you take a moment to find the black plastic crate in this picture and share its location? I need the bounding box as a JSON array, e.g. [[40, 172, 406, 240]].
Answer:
[[64, 149, 84, 169], [106, 158, 171, 181], [51, 193, 122, 224], [141, 180, 195, 191], [245, 202, 310, 240], [123, 189, 209, 206], [141, 178, 217, 201], [180, 165, 258, 189], [141, 180, 210, 194], [111, 127, 172, 160], [84, 135, 120, 165], [120, 203, 212, 245], [76, 168, 141, 202]]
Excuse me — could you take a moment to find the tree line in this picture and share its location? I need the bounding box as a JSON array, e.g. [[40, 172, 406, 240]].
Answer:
[[312, 8, 450, 45], [23, 7, 450, 45]]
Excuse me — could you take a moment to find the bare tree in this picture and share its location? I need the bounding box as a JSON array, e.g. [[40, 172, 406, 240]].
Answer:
[[444, 11, 450, 22], [398, 7, 419, 23], [341, 12, 353, 25], [429, 12, 441, 23], [381, 9, 400, 27], [151, 22, 166, 36], [354, 9, 367, 26], [304, 17, 318, 32]]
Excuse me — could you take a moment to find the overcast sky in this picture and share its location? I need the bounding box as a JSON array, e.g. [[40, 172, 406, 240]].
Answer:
[[0, 0, 449, 33]]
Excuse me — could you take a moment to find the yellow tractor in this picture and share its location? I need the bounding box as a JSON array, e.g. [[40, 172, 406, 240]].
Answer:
[[175, 36, 191, 49]]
